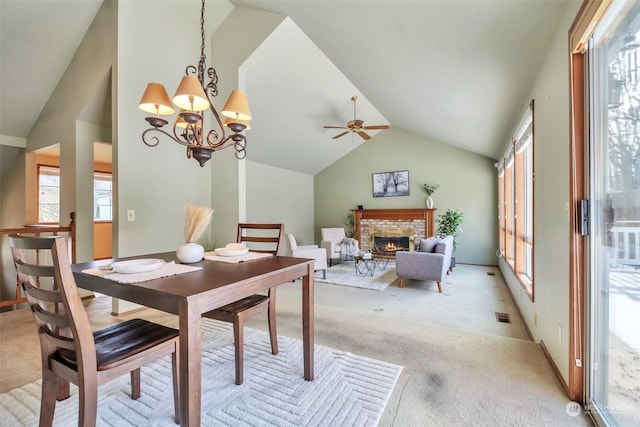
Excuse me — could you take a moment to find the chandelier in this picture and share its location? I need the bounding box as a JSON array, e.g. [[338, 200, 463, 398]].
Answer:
[[138, 0, 251, 167]]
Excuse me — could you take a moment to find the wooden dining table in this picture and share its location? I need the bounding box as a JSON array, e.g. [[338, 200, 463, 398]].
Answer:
[[71, 252, 315, 426]]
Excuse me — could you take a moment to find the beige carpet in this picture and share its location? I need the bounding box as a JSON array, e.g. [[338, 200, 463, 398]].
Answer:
[[0, 319, 402, 426], [0, 264, 594, 426]]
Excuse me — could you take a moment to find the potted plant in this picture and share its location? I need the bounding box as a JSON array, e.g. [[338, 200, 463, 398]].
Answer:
[[436, 208, 464, 268], [422, 183, 439, 209], [344, 211, 357, 238], [176, 205, 213, 263]]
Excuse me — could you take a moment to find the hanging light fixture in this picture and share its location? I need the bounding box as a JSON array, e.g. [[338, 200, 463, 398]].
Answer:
[[138, 0, 251, 167]]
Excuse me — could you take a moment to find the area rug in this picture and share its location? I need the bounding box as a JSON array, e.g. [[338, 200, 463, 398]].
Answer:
[[316, 261, 398, 291], [0, 319, 402, 427]]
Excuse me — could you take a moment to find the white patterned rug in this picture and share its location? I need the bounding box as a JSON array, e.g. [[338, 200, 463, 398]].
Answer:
[[0, 319, 402, 426], [316, 261, 398, 291]]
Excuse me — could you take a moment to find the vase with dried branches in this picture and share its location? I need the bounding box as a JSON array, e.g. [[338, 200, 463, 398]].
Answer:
[[176, 205, 213, 263]]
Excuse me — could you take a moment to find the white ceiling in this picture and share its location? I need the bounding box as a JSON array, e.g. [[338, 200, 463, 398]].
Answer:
[[0, 0, 572, 172], [0, 0, 104, 139]]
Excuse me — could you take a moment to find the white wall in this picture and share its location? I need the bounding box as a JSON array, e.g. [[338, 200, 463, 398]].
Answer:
[[25, 0, 117, 263], [246, 161, 315, 253], [116, 0, 234, 258], [209, 6, 286, 246], [0, 148, 25, 305], [499, 1, 582, 384]]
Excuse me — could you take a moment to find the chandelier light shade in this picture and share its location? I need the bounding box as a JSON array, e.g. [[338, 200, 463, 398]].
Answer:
[[138, 83, 175, 115], [172, 75, 210, 112], [221, 90, 252, 121], [138, 0, 251, 167]]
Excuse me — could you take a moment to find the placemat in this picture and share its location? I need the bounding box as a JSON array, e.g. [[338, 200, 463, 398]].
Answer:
[[81, 261, 201, 284], [204, 251, 273, 264]]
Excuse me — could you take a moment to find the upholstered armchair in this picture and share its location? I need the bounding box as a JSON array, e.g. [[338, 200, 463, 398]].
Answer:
[[395, 235, 454, 293], [287, 233, 328, 279], [320, 228, 360, 266]]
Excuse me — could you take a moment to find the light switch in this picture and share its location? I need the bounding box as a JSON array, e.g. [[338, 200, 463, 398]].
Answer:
[[127, 210, 135, 222]]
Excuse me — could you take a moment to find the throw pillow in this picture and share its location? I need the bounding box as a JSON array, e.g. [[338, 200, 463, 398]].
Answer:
[[419, 237, 438, 253]]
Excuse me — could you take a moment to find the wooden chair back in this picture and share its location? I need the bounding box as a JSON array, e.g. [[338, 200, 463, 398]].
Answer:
[[236, 223, 285, 255], [10, 234, 96, 377]]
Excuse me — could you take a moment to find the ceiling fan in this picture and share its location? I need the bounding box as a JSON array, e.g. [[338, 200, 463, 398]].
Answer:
[[323, 95, 390, 141]]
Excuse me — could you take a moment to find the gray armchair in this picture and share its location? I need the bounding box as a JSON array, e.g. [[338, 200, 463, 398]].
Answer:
[[395, 235, 453, 293]]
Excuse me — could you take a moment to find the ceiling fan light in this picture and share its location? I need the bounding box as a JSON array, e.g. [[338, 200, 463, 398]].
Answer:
[[139, 83, 175, 115], [173, 75, 210, 111], [221, 90, 252, 121]]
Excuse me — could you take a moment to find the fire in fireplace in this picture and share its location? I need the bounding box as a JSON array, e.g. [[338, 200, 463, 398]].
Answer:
[[369, 228, 415, 253], [373, 236, 410, 253]]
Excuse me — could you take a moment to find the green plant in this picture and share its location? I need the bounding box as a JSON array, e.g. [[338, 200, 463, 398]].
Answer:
[[422, 183, 439, 196], [436, 209, 464, 251], [344, 211, 356, 238]]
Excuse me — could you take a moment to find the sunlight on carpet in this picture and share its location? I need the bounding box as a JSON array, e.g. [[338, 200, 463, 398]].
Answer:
[[0, 319, 402, 426], [316, 261, 398, 291]]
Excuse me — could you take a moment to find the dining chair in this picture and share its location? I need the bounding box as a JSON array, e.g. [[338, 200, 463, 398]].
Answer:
[[202, 223, 284, 385], [9, 234, 180, 426]]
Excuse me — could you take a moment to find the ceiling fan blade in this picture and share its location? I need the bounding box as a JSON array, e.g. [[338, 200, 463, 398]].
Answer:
[[332, 131, 350, 139], [363, 124, 390, 130], [324, 125, 347, 129], [357, 131, 371, 141]]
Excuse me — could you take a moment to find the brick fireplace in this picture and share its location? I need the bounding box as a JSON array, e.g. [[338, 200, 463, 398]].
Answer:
[[353, 209, 436, 252]]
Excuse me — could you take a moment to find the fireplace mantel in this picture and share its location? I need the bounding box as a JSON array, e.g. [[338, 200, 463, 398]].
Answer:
[[353, 209, 436, 251]]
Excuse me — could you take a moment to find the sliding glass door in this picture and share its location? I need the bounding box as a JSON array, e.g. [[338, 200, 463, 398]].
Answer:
[[588, 1, 640, 425]]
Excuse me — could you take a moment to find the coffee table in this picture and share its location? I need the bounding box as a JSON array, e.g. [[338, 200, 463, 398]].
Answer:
[[354, 254, 376, 276]]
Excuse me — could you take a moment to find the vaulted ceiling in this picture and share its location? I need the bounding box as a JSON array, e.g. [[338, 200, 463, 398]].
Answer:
[[0, 0, 572, 173]]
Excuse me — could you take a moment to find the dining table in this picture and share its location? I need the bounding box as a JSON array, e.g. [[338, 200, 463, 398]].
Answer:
[[71, 251, 315, 426]]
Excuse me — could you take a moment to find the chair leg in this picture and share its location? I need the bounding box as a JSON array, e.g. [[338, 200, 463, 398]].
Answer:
[[399, 278, 404, 288], [233, 317, 244, 385], [437, 281, 442, 293], [57, 377, 70, 401], [172, 350, 180, 425], [268, 293, 278, 355], [78, 382, 98, 427], [322, 269, 326, 279], [329, 258, 333, 267], [39, 369, 58, 427], [130, 368, 141, 399]]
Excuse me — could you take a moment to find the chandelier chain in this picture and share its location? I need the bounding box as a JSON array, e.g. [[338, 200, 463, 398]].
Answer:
[[198, 0, 206, 83]]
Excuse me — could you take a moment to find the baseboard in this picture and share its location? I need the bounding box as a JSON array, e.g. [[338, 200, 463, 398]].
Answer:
[[540, 339, 570, 397], [110, 306, 149, 317], [456, 262, 499, 267]]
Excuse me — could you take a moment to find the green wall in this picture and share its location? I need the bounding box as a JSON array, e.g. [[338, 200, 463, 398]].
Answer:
[[315, 126, 497, 265], [499, 0, 582, 385]]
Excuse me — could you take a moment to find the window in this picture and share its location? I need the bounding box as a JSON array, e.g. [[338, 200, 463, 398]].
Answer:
[[497, 100, 534, 298], [38, 165, 60, 223], [94, 172, 112, 221], [37, 166, 112, 223]]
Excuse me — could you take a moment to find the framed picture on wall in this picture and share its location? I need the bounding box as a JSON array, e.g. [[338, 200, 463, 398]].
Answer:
[[372, 170, 409, 197]]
